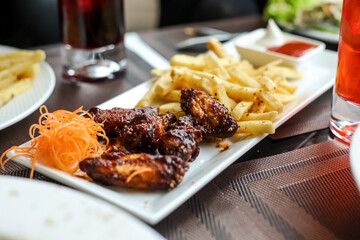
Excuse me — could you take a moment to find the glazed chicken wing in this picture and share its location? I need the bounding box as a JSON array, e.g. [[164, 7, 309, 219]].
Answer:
[[119, 108, 167, 153], [180, 88, 238, 138], [89, 107, 176, 153], [158, 116, 202, 162], [79, 150, 188, 190], [88, 107, 140, 137]]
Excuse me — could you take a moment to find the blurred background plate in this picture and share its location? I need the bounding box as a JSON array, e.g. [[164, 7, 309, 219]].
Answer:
[[0, 45, 56, 130], [295, 29, 339, 44], [350, 127, 360, 189], [0, 176, 163, 240]]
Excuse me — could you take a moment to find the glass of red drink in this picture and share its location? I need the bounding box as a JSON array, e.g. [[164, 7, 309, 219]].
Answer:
[[58, 0, 127, 81], [330, 0, 360, 144]]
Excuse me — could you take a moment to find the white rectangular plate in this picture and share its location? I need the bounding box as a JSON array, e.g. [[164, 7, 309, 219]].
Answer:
[[7, 35, 337, 225]]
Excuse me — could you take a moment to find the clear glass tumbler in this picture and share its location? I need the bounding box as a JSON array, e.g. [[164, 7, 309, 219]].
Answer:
[[330, 0, 360, 144], [58, 0, 127, 82]]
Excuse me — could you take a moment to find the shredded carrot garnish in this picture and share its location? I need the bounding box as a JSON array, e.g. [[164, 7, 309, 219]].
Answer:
[[0, 105, 108, 178]]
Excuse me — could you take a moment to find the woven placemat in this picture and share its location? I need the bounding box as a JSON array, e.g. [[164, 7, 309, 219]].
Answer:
[[2, 140, 358, 239], [271, 90, 332, 140], [155, 139, 360, 240]]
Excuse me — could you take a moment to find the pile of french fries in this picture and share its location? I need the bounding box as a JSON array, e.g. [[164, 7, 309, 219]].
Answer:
[[136, 39, 301, 140], [0, 50, 46, 107]]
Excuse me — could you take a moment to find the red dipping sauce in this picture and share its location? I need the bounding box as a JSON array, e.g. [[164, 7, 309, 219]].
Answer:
[[267, 41, 317, 57]]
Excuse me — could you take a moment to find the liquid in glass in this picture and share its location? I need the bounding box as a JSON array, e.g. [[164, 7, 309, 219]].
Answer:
[[58, 0, 127, 81], [330, 0, 360, 143]]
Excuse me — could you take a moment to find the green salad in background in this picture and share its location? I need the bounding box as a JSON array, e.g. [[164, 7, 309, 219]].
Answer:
[[264, 0, 342, 33]]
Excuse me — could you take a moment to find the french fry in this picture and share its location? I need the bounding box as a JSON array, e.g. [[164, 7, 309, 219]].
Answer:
[[263, 66, 303, 80], [249, 98, 267, 113], [155, 71, 175, 96], [256, 76, 276, 92], [237, 120, 275, 134], [277, 79, 298, 94], [207, 38, 231, 58], [275, 86, 291, 95], [223, 81, 259, 101], [182, 70, 222, 95], [0, 51, 45, 79], [170, 54, 204, 70], [213, 85, 236, 111], [0, 74, 17, 90], [232, 101, 253, 121], [218, 57, 242, 67], [171, 68, 214, 94], [0, 60, 13, 70], [0, 50, 33, 61], [19, 63, 40, 79], [161, 90, 181, 102], [135, 80, 158, 108], [241, 111, 278, 121], [188, 70, 223, 86], [0, 78, 32, 106], [158, 102, 185, 118], [228, 67, 261, 88], [29, 50, 46, 63], [203, 53, 230, 80], [258, 91, 283, 112], [227, 60, 255, 75], [0, 49, 45, 107], [273, 93, 297, 104], [252, 59, 283, 75], [1, 61, 33, 78], [151, 69, 169, 77], [0, 51, 35, 70]]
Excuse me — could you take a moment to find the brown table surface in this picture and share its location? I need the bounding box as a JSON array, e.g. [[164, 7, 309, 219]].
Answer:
[[0, 15, 335, 159]]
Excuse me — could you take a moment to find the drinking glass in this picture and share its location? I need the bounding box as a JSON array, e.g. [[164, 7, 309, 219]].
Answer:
[[330, 0, 360, 144], [58, 0, 127, 82]]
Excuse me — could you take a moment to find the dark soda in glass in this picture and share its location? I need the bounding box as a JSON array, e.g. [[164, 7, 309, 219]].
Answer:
[[59, 0, 125, 49], [58, 0, 127, 81]]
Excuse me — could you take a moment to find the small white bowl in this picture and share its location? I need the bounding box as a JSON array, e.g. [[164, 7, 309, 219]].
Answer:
[[235, 28, 326, 67]]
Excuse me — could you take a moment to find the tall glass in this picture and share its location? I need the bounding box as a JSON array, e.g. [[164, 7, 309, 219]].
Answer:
[[330, 0, 360, 144], [58, 0, 127, 82]]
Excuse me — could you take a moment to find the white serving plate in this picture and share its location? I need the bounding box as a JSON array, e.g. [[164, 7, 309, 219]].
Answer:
[[0, 45, 56, 130], [235, 28, 325, 67], [7, 34, 338, 225], [350, 127, 360, 189], [0, 176, 163, 240]]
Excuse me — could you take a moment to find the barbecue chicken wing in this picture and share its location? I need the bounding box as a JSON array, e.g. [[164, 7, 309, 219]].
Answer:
[[158, 116, 202, 162], [180, 88, 238, 138], [88, 107, 140, 137], [89, 107, 176, 153], [79, 151, 188, 190]]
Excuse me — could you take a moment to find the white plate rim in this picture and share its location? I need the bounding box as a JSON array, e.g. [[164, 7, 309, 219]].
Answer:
[[294, 29, 339, 44], [0, 175, 164, 240], [0, 45, 56, 130], [6, 38, 337, 225], [276, 21, 340, 44]]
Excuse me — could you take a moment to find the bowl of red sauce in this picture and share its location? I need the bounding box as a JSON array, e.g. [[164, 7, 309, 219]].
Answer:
[[235, 28, 325, 67], [267, 41, 318, 58]]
